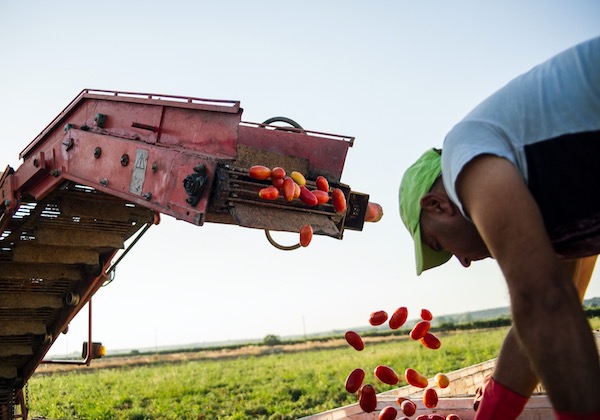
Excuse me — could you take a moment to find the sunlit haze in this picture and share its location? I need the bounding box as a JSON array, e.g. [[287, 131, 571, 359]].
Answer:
[[1, 1, 599, 356]]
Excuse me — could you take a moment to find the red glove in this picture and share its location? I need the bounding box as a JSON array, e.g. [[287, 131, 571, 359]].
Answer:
[[474, 377, 528, 420], [555, 411, 600, 420]]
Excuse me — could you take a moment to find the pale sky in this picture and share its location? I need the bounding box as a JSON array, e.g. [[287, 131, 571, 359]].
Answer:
[[1, 1, 599, 356]]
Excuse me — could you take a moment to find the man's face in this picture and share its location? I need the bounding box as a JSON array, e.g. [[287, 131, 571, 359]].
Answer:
[[420, 210, 491, 268]]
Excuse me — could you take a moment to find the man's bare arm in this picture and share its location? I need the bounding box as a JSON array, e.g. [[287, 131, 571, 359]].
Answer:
[[489, 256, 597, 401], [457, 155, 600, 412]]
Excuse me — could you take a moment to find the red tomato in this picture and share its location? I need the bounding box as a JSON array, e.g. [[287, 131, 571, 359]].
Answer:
[[423, 388, 438, 408], [345, 368, 365, 393], [369, 310, 388, 326], [374, 365, 399, 385], [271, 166, 286, 179], [410, 320, 431, 340], [358, 384, 377, 413], [421, 308, 433, 321], [420, 332, 442, 350], [345, 331, 364, 351], [400, 399, 416, 416], [389, 306, 408, 330], [272, 177, 285, 189], [378, 406, 397, 420], [299, 186, 318, 206]]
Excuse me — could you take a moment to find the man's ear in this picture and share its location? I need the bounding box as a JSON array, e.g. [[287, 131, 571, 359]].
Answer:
[[420, 192, 456, 216]]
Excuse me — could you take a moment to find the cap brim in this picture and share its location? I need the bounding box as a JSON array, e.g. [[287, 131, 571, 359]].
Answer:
[[413, 223, 453, 275]]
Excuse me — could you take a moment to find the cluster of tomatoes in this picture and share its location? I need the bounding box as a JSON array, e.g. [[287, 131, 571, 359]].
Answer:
[[249, 165, 347, 247], [344, 307, 462, 420]]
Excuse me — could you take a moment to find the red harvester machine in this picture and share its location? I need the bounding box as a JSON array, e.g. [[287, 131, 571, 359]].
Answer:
[[0, 89, 379, 419]]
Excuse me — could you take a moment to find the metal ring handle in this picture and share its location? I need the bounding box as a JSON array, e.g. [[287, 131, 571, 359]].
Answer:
[[261, 116, 304, 130], [265, 230, 301, 251], [261, 116, 305, 250]]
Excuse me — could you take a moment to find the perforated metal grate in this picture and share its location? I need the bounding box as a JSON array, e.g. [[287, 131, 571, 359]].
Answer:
[[0, 182, 156, 408]]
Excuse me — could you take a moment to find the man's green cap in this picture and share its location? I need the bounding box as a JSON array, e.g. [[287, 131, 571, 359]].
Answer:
[[399, 148, 452, 275]]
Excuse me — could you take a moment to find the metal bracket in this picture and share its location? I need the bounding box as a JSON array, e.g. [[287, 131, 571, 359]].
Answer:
[[183, 164, 207, 207]]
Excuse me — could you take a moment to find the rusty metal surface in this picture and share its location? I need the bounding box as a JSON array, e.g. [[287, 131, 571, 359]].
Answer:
[[208, 165, 354, 237], [238, 122, 353, 182], [231, 203, 341, 236]]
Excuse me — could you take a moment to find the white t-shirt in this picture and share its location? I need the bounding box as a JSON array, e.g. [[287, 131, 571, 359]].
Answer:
[[441, 36, 600, 258]]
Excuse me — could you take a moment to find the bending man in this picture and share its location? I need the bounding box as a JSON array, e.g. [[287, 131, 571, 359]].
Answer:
[[399, 37, 600, 419]]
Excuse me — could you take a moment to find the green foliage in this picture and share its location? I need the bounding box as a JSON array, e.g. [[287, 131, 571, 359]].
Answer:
[[263, 334, 282, 346], [28, 328, 509, 419], [28, 314, 598, 419], [584, 306, 600, 318]]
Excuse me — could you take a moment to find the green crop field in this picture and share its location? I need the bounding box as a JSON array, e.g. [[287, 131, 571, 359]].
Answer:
[[25, 319, 599, 419], [27, 328, 507, 419]]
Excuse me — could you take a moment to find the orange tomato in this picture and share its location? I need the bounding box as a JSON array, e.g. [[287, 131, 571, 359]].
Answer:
[[311, 189, 330, 204], [290, 171, 306, 186], [405, 368, 428, 388], [316, 175, 329, 192], [365, 202, 383, 222], [282, 177, 295, 202], [331, 188, 346, 214], [249, 165, 271, 180], [258, 186, 279, 200], [435, 373, 450, 388], [299, 225, 313, 247]]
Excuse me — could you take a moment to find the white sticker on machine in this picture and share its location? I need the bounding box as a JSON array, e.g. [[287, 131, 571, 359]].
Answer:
[[130, 149, 149, 195]]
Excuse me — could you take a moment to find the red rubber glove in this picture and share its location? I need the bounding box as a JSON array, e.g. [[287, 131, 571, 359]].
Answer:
[[474, 377, 528, 420], [555, 412, 600, 420]]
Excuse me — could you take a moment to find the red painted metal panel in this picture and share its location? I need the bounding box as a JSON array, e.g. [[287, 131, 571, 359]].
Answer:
[[20, 89, 241, 160], [52, 130, 216, 225]]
